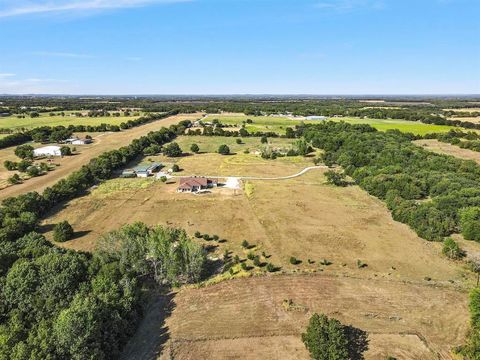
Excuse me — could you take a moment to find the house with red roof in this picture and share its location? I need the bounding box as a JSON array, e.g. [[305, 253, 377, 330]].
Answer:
[[177, 176, 218, 193]]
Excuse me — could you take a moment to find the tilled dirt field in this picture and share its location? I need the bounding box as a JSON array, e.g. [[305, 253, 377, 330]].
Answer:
[[121, 273, 468, 360]]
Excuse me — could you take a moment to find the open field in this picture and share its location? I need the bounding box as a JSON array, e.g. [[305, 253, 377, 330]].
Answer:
[[207, 113, 456, 135], [0, 113, 203, 200], [42, 149, 473, 286], [414, 139, 480, 164], [121, 274, 468, 360], [444, 108, 480, 113], [0, 111, 142, 129], [448, 116, 480, 124]]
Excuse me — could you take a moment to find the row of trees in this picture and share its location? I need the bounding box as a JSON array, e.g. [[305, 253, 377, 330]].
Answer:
[[303, 121, 480, 242], [0, 120, 209, 358], [0, 112, 177, 150]]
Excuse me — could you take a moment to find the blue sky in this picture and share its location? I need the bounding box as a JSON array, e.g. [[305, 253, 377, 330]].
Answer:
[[0, 0, 479, 95]]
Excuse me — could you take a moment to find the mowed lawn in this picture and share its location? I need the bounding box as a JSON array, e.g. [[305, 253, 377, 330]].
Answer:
[[0, 111, 142, 130], [206, 113, 456, 136]]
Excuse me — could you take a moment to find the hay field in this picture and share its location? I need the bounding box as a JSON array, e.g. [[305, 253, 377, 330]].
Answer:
[[0, 111, 142, 130]]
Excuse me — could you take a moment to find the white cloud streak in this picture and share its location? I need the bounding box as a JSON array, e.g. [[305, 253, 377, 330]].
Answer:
[[314, 0, 385, 12], [32, 51, 96, 58], [0, 0, 192, 18]]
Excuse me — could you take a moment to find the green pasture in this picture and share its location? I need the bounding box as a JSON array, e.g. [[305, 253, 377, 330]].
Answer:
[[205, 114, 456, 136], [0, 111, 142, 130]]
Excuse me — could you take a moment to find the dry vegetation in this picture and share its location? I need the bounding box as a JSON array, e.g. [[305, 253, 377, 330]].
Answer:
[[37, 136, 477, 358], [414, 139, 480, 164], [122, 274, 468, 360], [0, 113, 202, 199]]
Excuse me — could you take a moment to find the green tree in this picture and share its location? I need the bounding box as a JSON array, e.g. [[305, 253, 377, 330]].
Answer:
[[218, 144, 230, 155], [236, 138, 243, 144], [301, 313, 350, 360], [53, 221, 74, 242], [442, 237, 464, 260], [461, 207, 480, 242], [60, 146, 72, 156], [190, 143, 200, 153], [172, 164, 180, 172], [325, 170, 347, 187], [261, 136, 268, 144], [163, 142, 183, 157], [4, 160, 17, 171], [15, 145, 34, 159]]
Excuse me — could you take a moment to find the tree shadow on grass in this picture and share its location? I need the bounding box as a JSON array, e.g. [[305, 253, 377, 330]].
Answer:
[[345, 325, 369, 360], [120, 287, 175, 360]]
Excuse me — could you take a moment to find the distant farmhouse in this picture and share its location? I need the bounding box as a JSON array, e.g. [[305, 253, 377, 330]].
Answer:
[[0, 112, 11, 117], [33, 145, 62, 157], [64, 137, 92, 145], [305, 116, 328, 120], [177, 176, 218, 193], [121, 163, 162, 178]]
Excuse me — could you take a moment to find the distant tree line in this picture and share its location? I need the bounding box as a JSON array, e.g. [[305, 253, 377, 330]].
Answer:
[[0, 112, 177, 150]]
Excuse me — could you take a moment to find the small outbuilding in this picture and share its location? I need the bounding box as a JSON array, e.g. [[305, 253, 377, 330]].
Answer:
[[305, 116, 328, 120], [33, 145, 62, 157], [65, 137, 92, 145]]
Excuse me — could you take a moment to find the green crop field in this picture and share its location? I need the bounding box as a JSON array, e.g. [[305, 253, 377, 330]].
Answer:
[[0, 111, 142, 130], [206, 114, 456, 136]]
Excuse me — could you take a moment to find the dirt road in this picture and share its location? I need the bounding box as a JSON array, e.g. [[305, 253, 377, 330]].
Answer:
[[0, 113, 202, 200]]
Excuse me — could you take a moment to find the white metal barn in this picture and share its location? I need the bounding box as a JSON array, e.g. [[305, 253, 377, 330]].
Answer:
[[33, 145, 62, 157]]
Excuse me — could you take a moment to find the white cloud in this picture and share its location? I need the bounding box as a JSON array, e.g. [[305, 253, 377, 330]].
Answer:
[[32, 51, 96, 58], [314, 0, 385, 12], [0, 0, 192, 18], [0, 75, 70, 94]]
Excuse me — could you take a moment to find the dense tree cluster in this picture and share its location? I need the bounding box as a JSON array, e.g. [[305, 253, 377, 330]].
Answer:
[[0, 120, 211, 358], [303, 121, 480, 241]]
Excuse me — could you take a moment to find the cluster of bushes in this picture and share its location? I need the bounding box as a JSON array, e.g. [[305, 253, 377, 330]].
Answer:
[[431, 129, 480, 153], [303, 121, 480, 242], [186, 125, 282, 139]]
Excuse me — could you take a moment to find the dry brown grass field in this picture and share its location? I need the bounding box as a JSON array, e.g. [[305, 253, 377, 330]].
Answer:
[[122, 274, 468, 360], [0, 113, 202, 200], [37, 136, 478, 359], [414, 139, 480, 164]]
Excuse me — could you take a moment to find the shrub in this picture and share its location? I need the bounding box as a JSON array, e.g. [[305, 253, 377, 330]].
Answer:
[[241, 240, 249, 248], [212, 235, 219, 241], [190, 143, 200, 153], [60, 146, 72, 156], [53, 221, 74, 242], [442, 237, 465, 260], [171, 164, 180, 172], [253, 256, 261, 267], [290, 256, 300, 265], [357, 260, 368, 268], [160, 176, 167, 183], [17, 159, 33, 172], [233, 255, 240, 264], [325, 170, 347, 186], [218, 144, 230, 155], [247, 252, 255, 260], [236, 138, 243, 144], [194, 231, 202, 238], [266, 263, 275, 272], [4, 160, 17, 171], [202, 234, 210, 241], [26, 166, 40, 177], [8, 173, 21, 185], [261, 136, 268, 144], [240, 262, 247, 271]]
